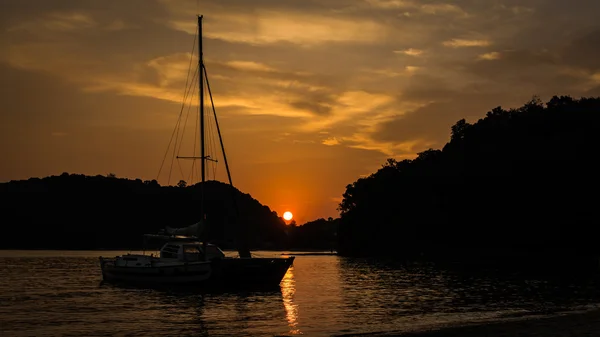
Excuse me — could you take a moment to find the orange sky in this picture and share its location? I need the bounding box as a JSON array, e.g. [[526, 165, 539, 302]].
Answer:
[[1, 0, 600, 224]]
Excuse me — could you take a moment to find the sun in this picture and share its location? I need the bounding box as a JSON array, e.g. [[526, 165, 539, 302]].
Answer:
[[283, 211, 293, 221]]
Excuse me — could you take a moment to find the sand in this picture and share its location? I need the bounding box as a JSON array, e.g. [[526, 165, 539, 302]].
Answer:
[[371, 310, 600, 337]]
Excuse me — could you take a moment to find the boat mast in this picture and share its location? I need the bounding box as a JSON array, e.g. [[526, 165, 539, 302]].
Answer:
[[198, 15, 205, 218], [197, 15, 251, 258], [204, 66, 251, 258]]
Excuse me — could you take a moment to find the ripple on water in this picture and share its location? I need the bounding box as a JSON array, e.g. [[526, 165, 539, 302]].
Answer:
[[2, 252, 600, 336]]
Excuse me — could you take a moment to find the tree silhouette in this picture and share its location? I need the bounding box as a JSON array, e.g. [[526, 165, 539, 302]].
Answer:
[[0, 176, 290, 250], [337, 95, 600, 271]]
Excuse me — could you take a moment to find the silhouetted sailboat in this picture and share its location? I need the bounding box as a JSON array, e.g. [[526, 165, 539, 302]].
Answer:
[[99, 15, 294, 289]]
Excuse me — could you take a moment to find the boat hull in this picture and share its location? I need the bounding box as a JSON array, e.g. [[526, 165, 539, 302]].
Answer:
[[100, 258, 212, 286], [209, 256, 295, 289], [99, 255, 295, 290]]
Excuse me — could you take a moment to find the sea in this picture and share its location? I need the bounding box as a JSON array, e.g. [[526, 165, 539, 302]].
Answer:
[[2, 250, 600, 336]]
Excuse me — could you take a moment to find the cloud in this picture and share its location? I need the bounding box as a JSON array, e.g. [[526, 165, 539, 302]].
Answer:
[[2, 37, 328, 119], [3, 0, 600, 163], [373, 98, 491, 145], [443, 39, 491, 47], [146, 53, 196, 87], [299, 91, 396, 130], [420, 3, 467, 16], [322, 137, 340, 146], [559, 29, 600, 72], [224, 61, 277, 73], [362, 66, 420, 78], [454, 49, 565, 89], [478, 52, 500, 60], [289, 100, 333, 116], [104, 19, 138, 31], [165, 11, 387, 46], [5, 42, 102, 75], [364, 0, 413, 9], [364, 0, 467, 17], [336, 132, 436, 157], [493, 4, 535, 15], [8, 12, 96, 32], [394, 48, 423, 56]]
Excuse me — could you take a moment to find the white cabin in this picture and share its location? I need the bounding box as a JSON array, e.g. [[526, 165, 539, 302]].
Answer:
[[109, 240, 227, 268]]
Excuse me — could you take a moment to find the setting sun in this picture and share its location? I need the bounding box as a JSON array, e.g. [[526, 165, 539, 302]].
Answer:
[[283, 211, 293, 221]]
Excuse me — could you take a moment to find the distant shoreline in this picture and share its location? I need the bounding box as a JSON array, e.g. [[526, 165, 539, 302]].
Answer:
[[282, 252, 338, 256], [0, 248, 338, 259], [0, 248, 336, 252]]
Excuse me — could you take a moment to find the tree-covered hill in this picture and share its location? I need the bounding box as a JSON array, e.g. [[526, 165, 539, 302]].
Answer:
[[337, 95, 600, 267], [287, 217, 339, 250], [0, 174, 289, 250]]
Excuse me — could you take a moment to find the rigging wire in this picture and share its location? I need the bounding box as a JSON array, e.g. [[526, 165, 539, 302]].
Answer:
[[168, 112, 182, 184], [205, 78, 214, 180], [204, 63, 235, 188], [176, 65, 199, 158], [189, 89, 200, 185], [170, 65, 199, 184], [156, 29, 198, 184], [187, 80, 200, 185], [206, 78, 219, 180], [175, 65, 199, 181]]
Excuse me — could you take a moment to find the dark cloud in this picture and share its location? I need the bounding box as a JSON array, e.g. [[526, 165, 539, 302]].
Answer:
[[584, 85, 600, 97], [0, 0, 168, 28], [398, 73, 457, 102], [0, 63, 84, 126], [3, 0, 600, 159], [559, 29, 600, 72], [372, 91, 521, 145], [454, 49, 559, 81], [289, 101, 333, 116], [0, 63, 178, 128]]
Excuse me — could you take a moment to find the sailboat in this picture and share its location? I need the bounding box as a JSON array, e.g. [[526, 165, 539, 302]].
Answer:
[[99, 15, 294, 289]]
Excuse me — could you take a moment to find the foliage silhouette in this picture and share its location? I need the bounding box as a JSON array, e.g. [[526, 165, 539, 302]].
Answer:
[[0, 175, 291, 250], [337, 95, 600, 269], [287, 217, 339, 250]]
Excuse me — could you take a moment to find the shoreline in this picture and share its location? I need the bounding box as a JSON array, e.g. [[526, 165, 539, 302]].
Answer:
[[363, 309, 600, 337], [281, 252, 337, 256], [0, 248, 335, 252]]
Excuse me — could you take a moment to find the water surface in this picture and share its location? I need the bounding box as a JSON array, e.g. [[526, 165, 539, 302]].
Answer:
[[2, 250, 600, 336]]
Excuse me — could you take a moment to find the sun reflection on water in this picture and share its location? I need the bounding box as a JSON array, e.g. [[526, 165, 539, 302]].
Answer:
[[281, 266, 301, 335]]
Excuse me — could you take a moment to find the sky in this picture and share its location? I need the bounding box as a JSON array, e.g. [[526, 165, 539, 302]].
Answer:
[[1, 0, 600, 224]]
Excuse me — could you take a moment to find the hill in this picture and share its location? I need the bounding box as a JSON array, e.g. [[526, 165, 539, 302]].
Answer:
[[0, 174, 289, 250], [337, 95, 600, 268]]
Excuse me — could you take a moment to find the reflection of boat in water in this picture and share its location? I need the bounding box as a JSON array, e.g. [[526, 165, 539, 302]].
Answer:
[[99, 14, 294, 289]]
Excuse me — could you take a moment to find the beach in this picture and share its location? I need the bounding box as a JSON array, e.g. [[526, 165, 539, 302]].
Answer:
[[379, 310, 600, 337]]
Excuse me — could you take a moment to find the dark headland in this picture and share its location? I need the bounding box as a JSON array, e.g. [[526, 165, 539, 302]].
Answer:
[[336, 95, 600, 273]]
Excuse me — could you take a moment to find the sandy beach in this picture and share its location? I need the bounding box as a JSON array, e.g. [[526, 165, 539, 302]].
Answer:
[[372, 310, 600, 337]]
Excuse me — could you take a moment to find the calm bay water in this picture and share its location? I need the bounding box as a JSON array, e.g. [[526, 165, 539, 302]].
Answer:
[[2, 250, 600, 336]]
